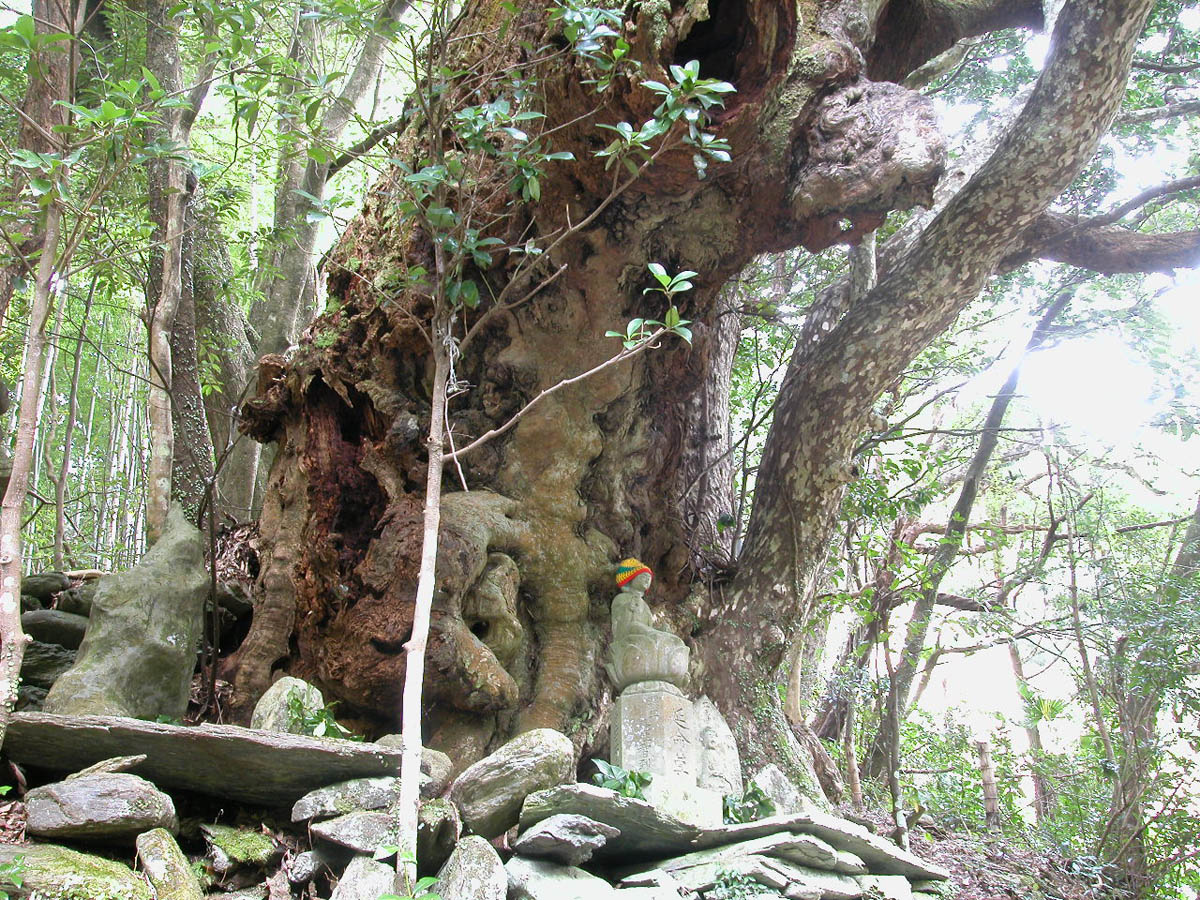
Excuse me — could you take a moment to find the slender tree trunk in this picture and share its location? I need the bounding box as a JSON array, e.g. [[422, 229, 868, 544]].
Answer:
[[144, 0, 189, 542], [864, 293, 1071, 779], [168, 196, 215, 521], [0, 205, 61, 750], [395, 321, 449, 891], [54, 278, 95, 569], [977, 738, 1001, 830]]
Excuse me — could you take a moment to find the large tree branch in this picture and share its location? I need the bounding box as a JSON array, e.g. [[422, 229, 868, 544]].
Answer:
[[1116, 97, 1200, 126], [867, 0, 1044, 83], [734, 0, 1156, 620]]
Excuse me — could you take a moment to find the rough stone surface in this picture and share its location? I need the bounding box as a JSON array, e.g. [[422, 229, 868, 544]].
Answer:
[[512, 813, 621, 866], [520, 784, 699, 862], [437, 835, 506, 900], [0, 841, 151, 900], [795, 810, 950, 880], [506, 856, 617, 900], [57, 579, 98, 616], [5, 712, 406, 805], [250, 676, 325, 734], [421, 747, 453, 797], [641, 773, 723, 829], [693, 812, 947, 880], [22, 608, 88, 649], [450, 728, 574, 838], [22, 571, 70, 600], [374, 739, 453, 797], [694, 695, 743, 796], [752, 764, 809, 815], [25, 772, 177, 840], [44, 505, 208, 719], [619, 831, 866, 882], [860, 874, 915, 900], [311, 811, 397, 854], [329, 855, 396, 900], [292, 776, 401, 822], [21, 639, 76, 688], [287, 850, 330, 885], [419, 797, 463, 871], [137, 827, 204, 900]]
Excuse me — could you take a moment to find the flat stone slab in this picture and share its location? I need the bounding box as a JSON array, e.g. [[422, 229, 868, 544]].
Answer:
[[5, 712, 403, 807], [695, 812, 948, 881], [520, 784, 699, 862], [617, 832, 866, 882]]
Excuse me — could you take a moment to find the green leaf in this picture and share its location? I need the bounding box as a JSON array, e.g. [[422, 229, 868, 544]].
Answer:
[[665, 306, 680, 328], [13, 15, 35, 45], [672, 325, 692, 344]]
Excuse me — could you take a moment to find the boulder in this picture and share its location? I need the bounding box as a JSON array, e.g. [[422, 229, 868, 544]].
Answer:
[[6, 711, 407, 806], [21, 571, 70, 601], [512, 814, 621, 866], [292, 777, 401, 822], [202, 823, 281, 875], [250, 676, 325, 734], [506, 856, 617, 900], [437, 835, 506, 900], [57, 579, 98, 616], [0, 842, 151, 900], [311, 811, 397, 855], [375, 738, 454, 797], [21, 608, 88, 649], [520, 784, 699, 862], [17, 684, 47, 710], [450, 728, 574, 838], [287, 849, 331, 885], [25, 772, 177, 840], [751, 764, 809, 815], [418, 798, 463, 871], [860, 874, 915, 900], [137, 827, 204, 900], [20, 640, 75, 688], [695, 695, 743, 797], [330, 855, 397, 900], [44, 505, 208, 719]]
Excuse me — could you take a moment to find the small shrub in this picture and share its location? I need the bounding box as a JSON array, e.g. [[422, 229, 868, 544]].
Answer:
[[723, 782, 776, 824], [590, 759, 652, 800], [286, 693, 362, 741]]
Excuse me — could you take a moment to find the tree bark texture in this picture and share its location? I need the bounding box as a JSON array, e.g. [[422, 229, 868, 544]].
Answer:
[[237, 0, 1156, 779]]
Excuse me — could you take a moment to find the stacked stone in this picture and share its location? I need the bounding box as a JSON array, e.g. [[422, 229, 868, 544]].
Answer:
[[504, 783, 951, 900]]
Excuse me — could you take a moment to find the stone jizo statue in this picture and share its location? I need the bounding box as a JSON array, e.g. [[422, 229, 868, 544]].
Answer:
[[607, 558, 689, 692]]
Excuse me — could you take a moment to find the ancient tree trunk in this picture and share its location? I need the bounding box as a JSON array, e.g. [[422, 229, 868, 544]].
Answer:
[[237, 0, 1154, 783]]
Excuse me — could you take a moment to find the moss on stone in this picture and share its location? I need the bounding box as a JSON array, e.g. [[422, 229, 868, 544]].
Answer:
[[201, 823, 278, 866], [0, 843, 152, 900]]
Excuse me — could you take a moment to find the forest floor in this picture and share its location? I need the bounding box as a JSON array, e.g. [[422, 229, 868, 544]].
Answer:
[[848, 806, 1106, 900]]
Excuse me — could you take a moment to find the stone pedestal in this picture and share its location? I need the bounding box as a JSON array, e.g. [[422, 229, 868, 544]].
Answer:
[[611, 681, 722, 828], [612, 681, 697, 778]]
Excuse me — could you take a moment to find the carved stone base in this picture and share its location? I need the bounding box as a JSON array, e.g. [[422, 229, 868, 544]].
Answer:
[[611, 681, 697, 779]]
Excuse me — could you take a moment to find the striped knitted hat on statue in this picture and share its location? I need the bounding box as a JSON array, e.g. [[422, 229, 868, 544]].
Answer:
[[616, 558, 652, 588]]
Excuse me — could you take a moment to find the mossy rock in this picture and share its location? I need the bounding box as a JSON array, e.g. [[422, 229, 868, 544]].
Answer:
[[201, 823, 279, 871], [0, 842, 151, 900]]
